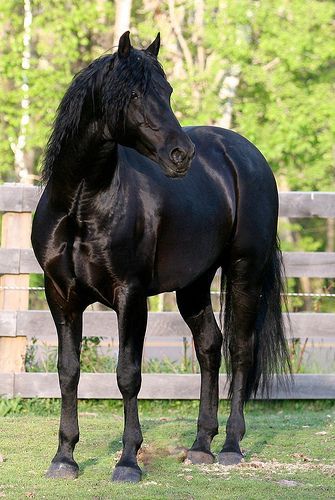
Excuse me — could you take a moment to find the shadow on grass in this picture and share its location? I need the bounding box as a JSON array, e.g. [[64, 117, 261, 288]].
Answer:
[[79, 456, 99, 473], [79, 405, 330, 475]]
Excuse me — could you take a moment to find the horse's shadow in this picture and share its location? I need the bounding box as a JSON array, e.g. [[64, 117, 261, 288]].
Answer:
[[79, 416, 190, 473], [78, 413, 284, 474], [79, 457, 99, 472]]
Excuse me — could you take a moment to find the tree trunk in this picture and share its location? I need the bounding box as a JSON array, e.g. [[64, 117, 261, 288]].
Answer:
[[326, 218, 334, 252], [113, 0, 132, 47], [216, 71, 240, 129], [10, 0, 32, 184]]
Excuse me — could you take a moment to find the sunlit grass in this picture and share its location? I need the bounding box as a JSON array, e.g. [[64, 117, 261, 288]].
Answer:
[[0, 401, 334, 499]]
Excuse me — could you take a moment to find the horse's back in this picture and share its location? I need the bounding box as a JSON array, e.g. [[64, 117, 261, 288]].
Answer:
[[185, 125, 275, 185]]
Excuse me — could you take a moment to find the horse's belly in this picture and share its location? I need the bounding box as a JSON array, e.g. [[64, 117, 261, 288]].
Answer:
[[149, 227, 228, 294]]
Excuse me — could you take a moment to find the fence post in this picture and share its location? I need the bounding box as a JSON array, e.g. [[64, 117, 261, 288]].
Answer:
[[0, 186, 32, 372]]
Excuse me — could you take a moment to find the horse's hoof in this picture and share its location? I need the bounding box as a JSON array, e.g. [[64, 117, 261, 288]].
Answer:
[[186, 450, 215, 464], [217, 452, 243, 466], [112, 465, 142, 483], [45, 461, 79, 479]]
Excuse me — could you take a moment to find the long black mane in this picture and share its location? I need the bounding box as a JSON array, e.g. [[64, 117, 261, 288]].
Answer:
[[42, 50, 165, 184]]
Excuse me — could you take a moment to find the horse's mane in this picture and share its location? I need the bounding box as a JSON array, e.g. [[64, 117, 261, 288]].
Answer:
[[42, 50, 165, 184]]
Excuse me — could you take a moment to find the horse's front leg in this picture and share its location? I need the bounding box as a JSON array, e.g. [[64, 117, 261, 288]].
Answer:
[[44, 278, 84, 479], [112, 285, 147, 483]]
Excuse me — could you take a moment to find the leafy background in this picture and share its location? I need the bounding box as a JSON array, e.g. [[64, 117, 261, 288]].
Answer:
[[0, 0, 334, 311]]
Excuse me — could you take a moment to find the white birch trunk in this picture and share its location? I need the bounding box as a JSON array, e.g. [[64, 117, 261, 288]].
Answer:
[[10, 0, 32, 184], [216, 71, 240, 130], [113, 0, 132, 47]]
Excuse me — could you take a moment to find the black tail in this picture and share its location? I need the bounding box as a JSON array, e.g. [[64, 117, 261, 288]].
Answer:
[[221, 237, 292, 400]]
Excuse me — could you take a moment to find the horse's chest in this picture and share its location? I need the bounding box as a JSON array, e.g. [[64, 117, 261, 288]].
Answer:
[[71, 236, 114, 284]]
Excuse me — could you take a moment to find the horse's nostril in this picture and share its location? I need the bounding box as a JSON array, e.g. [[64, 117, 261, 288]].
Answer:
[[170, 147, 187, 165]]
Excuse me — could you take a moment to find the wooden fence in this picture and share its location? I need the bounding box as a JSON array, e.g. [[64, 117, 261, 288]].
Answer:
[[0, 184, 334, 399]]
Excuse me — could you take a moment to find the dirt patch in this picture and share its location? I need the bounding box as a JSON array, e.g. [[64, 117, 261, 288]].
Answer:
[[196, 459, 335, 478], [138, 444, 169, 465], [114, 444, 188, 467], [137, 444, 187, 466]]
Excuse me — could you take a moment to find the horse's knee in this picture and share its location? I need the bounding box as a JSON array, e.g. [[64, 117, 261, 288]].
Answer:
[[58, 359, 80, 391], [117, 363, 141, 398]]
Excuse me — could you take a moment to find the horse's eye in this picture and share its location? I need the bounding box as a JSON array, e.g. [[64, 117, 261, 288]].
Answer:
[[131, 91, 138, 100]]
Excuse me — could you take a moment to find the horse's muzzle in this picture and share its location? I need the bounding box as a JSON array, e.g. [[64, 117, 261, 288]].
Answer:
[[164, 144, 195, 178]]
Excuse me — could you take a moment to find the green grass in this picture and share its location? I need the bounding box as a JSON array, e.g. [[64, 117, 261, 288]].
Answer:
[[0, 401, 334, 499]]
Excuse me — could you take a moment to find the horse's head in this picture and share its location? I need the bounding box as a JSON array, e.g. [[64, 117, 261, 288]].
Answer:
[[109, 32, 195, 178]]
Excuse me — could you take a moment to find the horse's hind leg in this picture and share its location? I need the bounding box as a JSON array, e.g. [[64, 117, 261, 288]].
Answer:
[[176, 272, 222, 464], [218, 257, 263, 465], [44, 277, 86, 479]]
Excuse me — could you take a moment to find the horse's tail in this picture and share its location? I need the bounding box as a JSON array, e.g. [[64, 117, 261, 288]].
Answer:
[[220, 237, 291, 400]]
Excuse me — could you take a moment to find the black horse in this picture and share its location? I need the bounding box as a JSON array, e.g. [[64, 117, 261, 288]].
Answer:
[[32, 32, 290, 483]]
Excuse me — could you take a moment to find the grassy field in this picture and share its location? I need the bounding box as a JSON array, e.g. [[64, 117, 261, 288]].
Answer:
[[0, 400, 334, 499]]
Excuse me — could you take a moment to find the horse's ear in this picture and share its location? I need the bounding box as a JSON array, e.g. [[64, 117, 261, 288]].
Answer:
[[146, 33, 160, 57], [118, 31, 132, 58]]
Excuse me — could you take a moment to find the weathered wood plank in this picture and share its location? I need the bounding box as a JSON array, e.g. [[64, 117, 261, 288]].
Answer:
[[286, 313, 335, 340], [22, 185, 41, 212], [0, 184, 39, 212], [1, 249, 335, 277], [276, 374, 335, 399], [279, 192, 335, 218], [0, 373, 14, 398], [14, 310, 191, 339], [0, 249, 20, 274], [284, 252, 335, 277], [1, 310, 333, 339], [0, 211, 31, 373], [0, 185, 25, 212], [19, 249, 42, 273], [0, 186, 335, 217], [10, 373, 335, 399], [14, 372, 61, 398], [0, 311, 17, 336], [0, 337, 27, 373]]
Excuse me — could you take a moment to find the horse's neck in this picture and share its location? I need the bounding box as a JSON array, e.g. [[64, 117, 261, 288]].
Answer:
[[49, 139, 117, 212], [49, 130, 118, 209]]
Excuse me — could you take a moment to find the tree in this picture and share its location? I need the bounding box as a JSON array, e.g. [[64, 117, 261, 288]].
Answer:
[[113, 0, 132, 47], [0, 0, 114, 182]]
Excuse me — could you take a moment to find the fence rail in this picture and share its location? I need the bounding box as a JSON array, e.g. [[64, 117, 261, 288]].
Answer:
[[0, 248, 335, 277], [0, 310, 334, 340], [0, 185, 334, 399], [1, 185, 334, 217], [1, 373, 334, 400]]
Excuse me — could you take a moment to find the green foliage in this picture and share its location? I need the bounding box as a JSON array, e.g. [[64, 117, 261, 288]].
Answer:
[[80, 336, 117, 373], [0, 397, 23, 416], [0, 397, 334, 417], [230, 1, 335, 191], [0, 0, 114, 180], [0, 0, 25, 179], [1, 1, 334, 312], [0, 0, 333, 189], [25, 334, 333, 375]]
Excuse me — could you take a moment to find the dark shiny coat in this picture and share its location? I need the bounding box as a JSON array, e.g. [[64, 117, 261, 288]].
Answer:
[[31, 32, 290, 482]]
